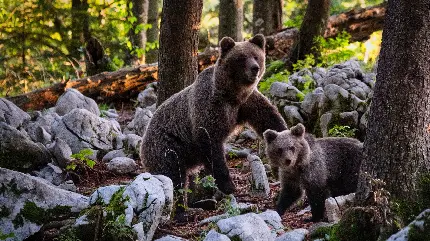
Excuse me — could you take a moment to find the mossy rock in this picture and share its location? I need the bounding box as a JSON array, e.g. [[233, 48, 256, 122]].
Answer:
[[336, 207, 380, 241]]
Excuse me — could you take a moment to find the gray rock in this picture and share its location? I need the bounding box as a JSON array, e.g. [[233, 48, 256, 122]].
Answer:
[[339, 111, 359, 127], [124, 173, 174, 240], [258, 210, 284, 238], [225, 144, 252, 159], [123, 134, 142, 156], [312, 67, 328, 85], [25, 111, 60, 140], [106, 157, 138, 174], [0, 122, 52, 172], [0, 168, 89, 241], [325, 193, 355, 223], [33, 163, 65, 186], [89, 185, 125, 205], [55, 88, 100, 116], [387, 209, 430, 241], [323, 84, 349, 103], [288, 69, 313, 88], [270, 82, 303, 101], [51, 108, 121, 153], [102, 149, 129, 162], [0, 98, 30, 128], [275, 228, 308, 241], [203, 229, 231, 241], [48, 137, 73, 168], [283, 106, 304, 126], [240, 129, 258, 141], [359, 108, 369, 131], [300, 87, 324, 116], [217, 213, 273, 241], [319, 112, 333, 137], [296, 205, 311, 216], [124, 107, 153, 136], [101, 109, 119, 119], [248, 155, 270, 197], [154, 235, 188, 241], [58, 180, 77, 192], [138, 86, 157, 108]]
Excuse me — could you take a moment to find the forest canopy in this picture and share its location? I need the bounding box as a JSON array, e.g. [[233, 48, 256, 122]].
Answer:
[[0, 0, 383, 97]]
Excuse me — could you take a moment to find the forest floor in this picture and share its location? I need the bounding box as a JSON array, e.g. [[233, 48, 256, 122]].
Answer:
[[72, 107, 315, 241]]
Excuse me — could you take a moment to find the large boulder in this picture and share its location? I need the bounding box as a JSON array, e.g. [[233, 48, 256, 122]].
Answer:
[[0, 98, 30, 128], [55, 88, 100, 116], [0, 168, 89, 241], [52, 108, 121, 153], [217, 213, 274, 241], [0, 122, 51, 172]]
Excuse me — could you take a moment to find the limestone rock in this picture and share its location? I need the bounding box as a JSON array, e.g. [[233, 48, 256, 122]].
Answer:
[[55, 88, 100, 116]]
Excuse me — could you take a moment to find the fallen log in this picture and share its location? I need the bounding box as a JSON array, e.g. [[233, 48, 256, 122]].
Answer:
[[7, 4, 385, 111]]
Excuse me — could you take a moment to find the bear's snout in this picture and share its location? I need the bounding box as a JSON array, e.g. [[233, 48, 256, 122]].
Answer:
[[250, 65, 260, 76]]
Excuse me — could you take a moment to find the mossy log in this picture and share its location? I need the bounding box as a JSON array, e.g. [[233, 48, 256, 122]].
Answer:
[[7, 4, 385, 111]]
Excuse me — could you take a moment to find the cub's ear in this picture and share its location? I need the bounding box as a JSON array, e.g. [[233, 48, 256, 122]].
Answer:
[[219, 37, 235, 57], [291, 123, 305, 137], [263, 129, 278, 144], [249, 34, 266, 50]]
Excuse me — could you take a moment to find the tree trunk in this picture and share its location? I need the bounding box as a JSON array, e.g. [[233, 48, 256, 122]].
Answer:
[[356, 0, 430, 208], [125, 0, 149, 65], [145, 0, 160, 64], [288, 0, 330, 67], [218, 0, 243, 41], [70, 0, 90, 61], [156, 0, 203, 106], [253, 0, 283, 36]]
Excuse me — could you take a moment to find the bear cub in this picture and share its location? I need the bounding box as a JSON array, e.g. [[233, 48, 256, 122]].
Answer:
[[140, 34, 287, 206], [263, 123, 362, 221]]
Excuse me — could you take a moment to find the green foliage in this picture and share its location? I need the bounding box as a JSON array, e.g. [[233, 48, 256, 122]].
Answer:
[[392, 172, 430, 225], [310, 224, 341, 241], [259, 60, 290, 93], [12, 201, 71, 228], [194, 175, 217, 189], [292, 54, 316, 72], [218, 196, 241, 217], [67, 149, 96, 170], [0, 230, 15, 240], [328, 125, 357, 138], [55, 228, 82, 241]]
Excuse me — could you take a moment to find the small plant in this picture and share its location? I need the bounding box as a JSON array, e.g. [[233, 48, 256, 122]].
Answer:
[[66, 149, 96, 170], [259, 60, 290, 93], [218, 196, 241, 217], [328, 125, 357, 138]]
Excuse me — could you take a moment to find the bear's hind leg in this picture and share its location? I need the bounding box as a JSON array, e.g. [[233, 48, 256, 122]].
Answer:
[[202, 144, 235, 195], [307, 187, 328, 222]]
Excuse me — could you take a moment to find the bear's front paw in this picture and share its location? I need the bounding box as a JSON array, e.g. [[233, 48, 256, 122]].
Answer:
[[218, 179, 236, 195]]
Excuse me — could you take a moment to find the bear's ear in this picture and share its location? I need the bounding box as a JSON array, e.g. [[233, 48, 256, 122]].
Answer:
[[291, 123, 305, 137], [219, 37, 235, 57], [249, 34, 266, 50], [263, 129, 278, 144]]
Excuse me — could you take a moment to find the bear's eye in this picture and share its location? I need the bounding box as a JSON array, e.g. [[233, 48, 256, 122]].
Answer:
[[254, 56, 259, 61]]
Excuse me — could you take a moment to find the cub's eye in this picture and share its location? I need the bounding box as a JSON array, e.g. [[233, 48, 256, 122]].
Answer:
[[288, 146, 295, 152], [254, 56, 259, 61]]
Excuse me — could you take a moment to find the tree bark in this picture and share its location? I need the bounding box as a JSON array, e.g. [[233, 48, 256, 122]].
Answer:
[[253, 0, 283, 36], [156, 0, 203, 106], [218, 0, 243, 41], [288, 0, 331, 67], [356, 0, 430, 205], [70, 0, 90, 61], [145, 0, 160, 64], [125, 0, 149, 65]]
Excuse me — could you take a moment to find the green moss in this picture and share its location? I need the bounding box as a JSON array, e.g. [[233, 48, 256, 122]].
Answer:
[[12, 201, 72, 228], [0, 205, 10, 218], [310, 224, 340, 240], [408, 212, 430, 241], [336, 207, 380, 241], [0, 179, 25, 196]]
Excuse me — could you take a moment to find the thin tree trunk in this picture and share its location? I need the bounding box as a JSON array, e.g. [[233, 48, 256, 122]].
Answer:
[[70, 0, 90, 61], [253, 0, 283, 36], [218, 0, 243, 41], [156, 0, 203, 106], [145, 0, 159, 64], [125, 0, 149, 65], [357, 0, 430, 206]]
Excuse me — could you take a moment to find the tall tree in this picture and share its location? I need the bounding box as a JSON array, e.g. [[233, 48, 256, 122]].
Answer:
[[145, 0, 160, 63], [156, 0, 203, 106], [218, 0, 243, 41], [288, 0, 330, 67], [356, 0, 430, 217], [252, 0, 283, 36], [125, 0, 149, 65], [70, 0, 90, 61]]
